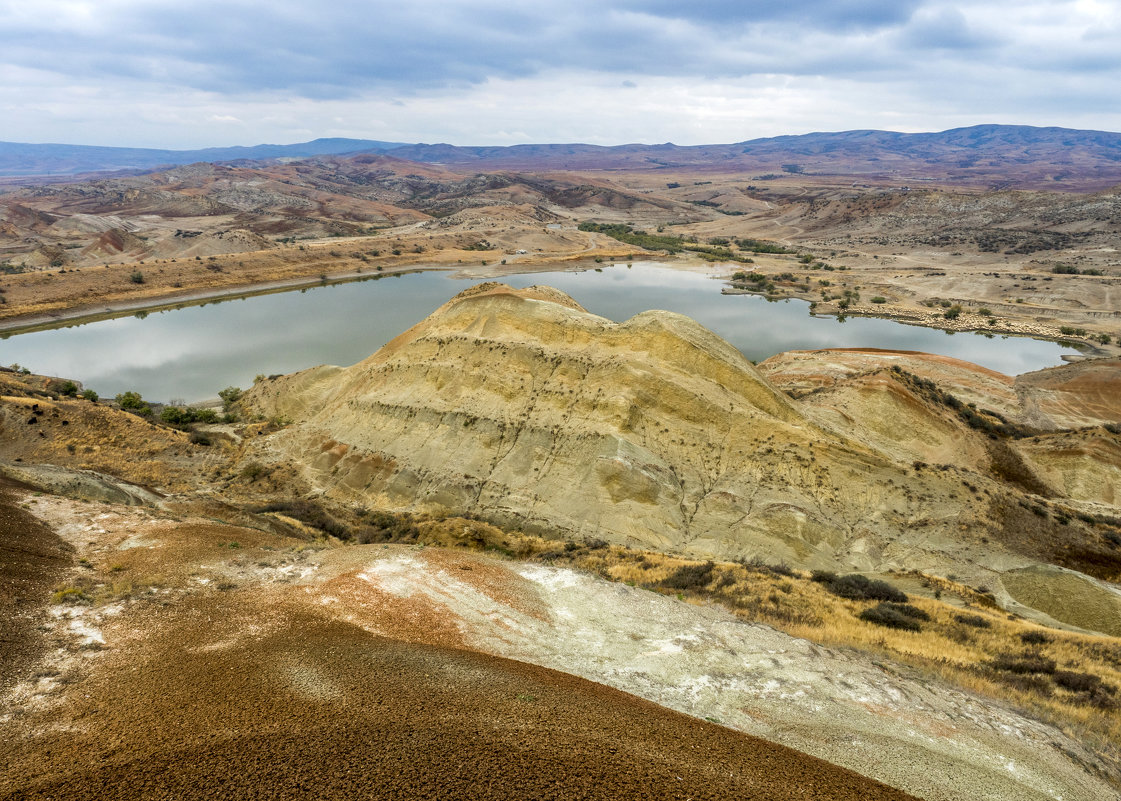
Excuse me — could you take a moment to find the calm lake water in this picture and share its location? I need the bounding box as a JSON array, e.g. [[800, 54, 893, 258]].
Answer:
[[0, 262, 1075, 402]]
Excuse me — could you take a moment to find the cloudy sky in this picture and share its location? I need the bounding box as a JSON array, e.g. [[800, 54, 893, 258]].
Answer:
[[2, 0, 1119, 149]]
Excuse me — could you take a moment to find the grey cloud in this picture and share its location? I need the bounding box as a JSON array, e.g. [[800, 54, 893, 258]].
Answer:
[[900, 7, 996, 51], [0, 0, 931, 95], [1, 0, 1119, 148]]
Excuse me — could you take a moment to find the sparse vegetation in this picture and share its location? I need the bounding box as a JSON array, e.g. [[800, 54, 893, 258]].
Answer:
[[115, 390, 152, 417], [218, 386, 242, 412], [859, 602, 926, 631], [824, 573, 907, 603]]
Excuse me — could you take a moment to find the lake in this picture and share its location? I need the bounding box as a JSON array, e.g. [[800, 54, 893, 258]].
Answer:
[[0, 262, 1075, 403]]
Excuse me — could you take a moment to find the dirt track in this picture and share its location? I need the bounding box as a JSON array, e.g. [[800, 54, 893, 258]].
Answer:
[[1, 586, 916, 801]]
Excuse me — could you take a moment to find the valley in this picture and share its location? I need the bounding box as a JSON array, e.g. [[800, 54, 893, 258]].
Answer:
[[2, 126, 1121, 800]]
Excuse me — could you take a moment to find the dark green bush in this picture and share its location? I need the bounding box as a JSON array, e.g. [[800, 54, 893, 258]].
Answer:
[[992, 653, 1056, 674], [257, 500, 351, 540], [954, 613, 992, 628], [1053, 670, 1102, 693], [660, 561, 716, 591], [859, 602, 923, 632], [827, 574, 907, 603], [355, 511, 419, 544], [115, 390, 151, 417], [218, 386, 242, 411]]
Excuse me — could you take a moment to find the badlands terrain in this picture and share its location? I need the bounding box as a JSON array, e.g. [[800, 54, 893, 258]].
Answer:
[[2, 126, 1121, 799]]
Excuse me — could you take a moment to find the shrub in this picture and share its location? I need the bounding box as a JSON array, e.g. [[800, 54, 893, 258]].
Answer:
[[1020, 630, 1051, 645], [188, 431, 211, 446], [256, 499, 351, 540], [158, 405, 217, 427], [116, 390, 146, 410], [737, 557, 795, 577], [860, 602, 923, 631], [1053, 670, 1103, 693], [80, 389, 99, 402], [991, 653, 1057, 674], [355, 511, 420, 544], [870, 296, 887, 304], [129, 270, 145, 284], [159, 406, 192, 426], [115, 390, 152, 417], [810, 569, 837, 584], [59, 380, 78, 396], [954, 613, 992, 628], [218, 386, 242, 411], [943, 304, 963, 320], [827, 574, 907, 603], [890, 602, 930, 621], [51, 586, 92, 605], [660, 561, 716, 591]]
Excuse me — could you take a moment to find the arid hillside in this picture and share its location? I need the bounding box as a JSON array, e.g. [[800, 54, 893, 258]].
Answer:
[[3, 281, 1121, 798], [239, 284, 1121, 637]]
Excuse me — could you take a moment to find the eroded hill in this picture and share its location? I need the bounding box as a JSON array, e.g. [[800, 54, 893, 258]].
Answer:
[[240, 284, 1121, 637]]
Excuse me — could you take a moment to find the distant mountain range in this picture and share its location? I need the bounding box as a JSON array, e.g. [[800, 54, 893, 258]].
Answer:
[[3, 125, 1121, 189], [380, 125, 1121, 189], [0, 137, 407, 177]]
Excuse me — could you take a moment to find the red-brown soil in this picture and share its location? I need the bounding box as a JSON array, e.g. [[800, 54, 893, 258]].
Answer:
[[1, 583, 916, 801], [0, 478, 72, 695]]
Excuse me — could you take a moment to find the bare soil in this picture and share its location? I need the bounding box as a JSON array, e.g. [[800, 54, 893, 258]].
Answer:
[[0, 590, 915, 801], [0, 477, 71, 695]]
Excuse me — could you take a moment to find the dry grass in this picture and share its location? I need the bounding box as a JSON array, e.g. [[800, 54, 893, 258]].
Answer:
[[0, 372, 228, 492], [50, 571, 158, 606], [423, 527, 1121, 769]]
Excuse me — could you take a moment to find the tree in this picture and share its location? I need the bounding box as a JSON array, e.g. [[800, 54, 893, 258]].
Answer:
[[218, 386, 242, 412]]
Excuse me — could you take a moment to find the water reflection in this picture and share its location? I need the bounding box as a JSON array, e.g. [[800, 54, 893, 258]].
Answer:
[[0, 263, 1074, 402]]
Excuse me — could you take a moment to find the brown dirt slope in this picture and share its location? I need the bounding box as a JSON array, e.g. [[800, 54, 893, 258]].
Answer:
[[0, 587, 915, 801], [0, 478, 71, 694]]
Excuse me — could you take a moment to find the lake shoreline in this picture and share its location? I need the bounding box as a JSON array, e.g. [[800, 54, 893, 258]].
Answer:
[[0, 256, 673, 336], [2, 248, 1116, 364]]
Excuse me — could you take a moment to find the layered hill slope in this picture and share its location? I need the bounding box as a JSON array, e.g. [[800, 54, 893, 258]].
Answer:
[[243, 285, 1121, 611]]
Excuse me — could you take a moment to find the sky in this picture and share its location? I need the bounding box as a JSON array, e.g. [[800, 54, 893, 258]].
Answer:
[[1, 0, 1119, 149]]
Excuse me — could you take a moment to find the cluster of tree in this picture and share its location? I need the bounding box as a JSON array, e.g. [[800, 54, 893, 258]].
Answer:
[[1051, 264, 1104, 276], [578, 222, 756, 263]]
